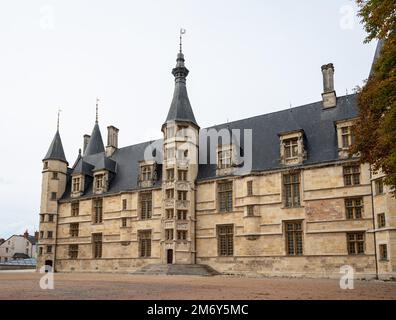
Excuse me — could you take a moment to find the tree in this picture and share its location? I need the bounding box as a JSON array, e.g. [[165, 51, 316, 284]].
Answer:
[[351, 0, 396, 193]]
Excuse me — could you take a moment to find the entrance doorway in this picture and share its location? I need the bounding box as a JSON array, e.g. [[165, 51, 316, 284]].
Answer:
[[167, 249, 173, 264]]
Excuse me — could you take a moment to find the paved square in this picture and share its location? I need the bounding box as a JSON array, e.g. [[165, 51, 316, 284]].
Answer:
[[0, 271, 395, 300]]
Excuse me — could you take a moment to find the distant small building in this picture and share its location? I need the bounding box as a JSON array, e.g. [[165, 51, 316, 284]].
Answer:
[[0, 231, 38, 263]]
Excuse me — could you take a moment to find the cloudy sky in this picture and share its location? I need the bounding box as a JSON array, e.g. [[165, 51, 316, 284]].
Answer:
[[0, 0, 377, 239]]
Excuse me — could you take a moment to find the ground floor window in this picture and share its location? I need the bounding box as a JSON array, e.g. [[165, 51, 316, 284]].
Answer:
[[92, 233, 102, 258], [69, 244, 78, 259], [217, 225, 234, 256], [285, 221, 303, 256], [379, 244, 388, 261], [139, 230, 151, 257]]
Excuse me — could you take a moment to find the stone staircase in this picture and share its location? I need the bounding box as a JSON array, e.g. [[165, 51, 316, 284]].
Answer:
[[133, 264, 220, 276]]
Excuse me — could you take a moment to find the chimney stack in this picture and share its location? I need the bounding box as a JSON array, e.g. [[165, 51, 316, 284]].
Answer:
[[23, 230, 29, 239], [321, 63, 337, 109], [83, 135, 90, 154], [106, 126, 119, 157]]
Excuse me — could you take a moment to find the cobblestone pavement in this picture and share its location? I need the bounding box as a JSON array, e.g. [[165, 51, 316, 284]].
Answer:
[[0, 271, 395, 300]]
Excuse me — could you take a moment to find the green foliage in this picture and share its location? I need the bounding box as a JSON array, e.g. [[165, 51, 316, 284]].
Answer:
[[352, 1, 396, 194]]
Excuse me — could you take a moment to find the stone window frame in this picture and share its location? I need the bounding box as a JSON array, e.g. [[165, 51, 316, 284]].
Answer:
[[177, 210, 187, 220], [177, 230, 188, 241], [217, 224, 234, 257], [379, 243, 388, 261], [166, 168, 175, 181], [69, 244, 78, 259], [178, 169, 188, 181], [375, 179, 384, 195], [166, 208, 174, 220], [52, 172, 58, 180], [139, 191, 153, 220], [284, 220, 304, 256], [343, 164, 361, 186], [247, 180, 253, 196], [92, 233, 103, 259], [138, 160, 157, 187], [217, 180, 233, 213], [46, 245, 52, 254], [335, 118, 357, 159], [166, 188, 174, 200], [72, 176, 81, 192], [92, 198, 103, 224], [138, 229, 152, 258], [47, 231, 53, 239], [47, 214, 54, 222], [178, 190, 188, 201], [216, 144, 238, 176], [122, 199, 127, 211], [246, 205, 255, 217], [345, 198, 364, 220], [71, 174, 84, 197], [71, 201, 79, 217], [165, 229, 174, 241], [377, 213, 386, 228], [278, 129, 306, 165], [69, 223, 79, 237], [346, 232, 365, 255], [93, 170, 109, 194], [282, 171, 301, 208], [50, 192, 57, 201], [121, 217, 127, 228]]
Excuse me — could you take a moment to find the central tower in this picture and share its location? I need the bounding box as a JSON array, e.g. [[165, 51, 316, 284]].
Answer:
[[161, 40, 199, 264]]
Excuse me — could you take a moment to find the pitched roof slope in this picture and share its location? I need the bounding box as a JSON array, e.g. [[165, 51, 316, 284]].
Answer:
[[61, 94, 358, 200], [164, 52, 198, 127], [43, 130, 67, 164], [84, 123, 105, 156]]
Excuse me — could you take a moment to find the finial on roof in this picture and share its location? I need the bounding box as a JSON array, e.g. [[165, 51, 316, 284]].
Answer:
[[179, 28, 186, 53], [57, 108, 62, 131], [96, 97, 100, 123]]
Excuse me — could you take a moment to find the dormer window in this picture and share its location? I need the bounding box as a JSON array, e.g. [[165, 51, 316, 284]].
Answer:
[[284, 138, 298, 159], [218, 148, 232, 169], [279, 130, 305, 165], [141, 166, 152, 181], [138, 161, 156, 188], [216, 144, 235, 176], [72, 177, 80, 192], [93, 171, 109, 194], [336, 119, 357, 159], [341, 126, 352, 148], [95, 174, 104, 189]]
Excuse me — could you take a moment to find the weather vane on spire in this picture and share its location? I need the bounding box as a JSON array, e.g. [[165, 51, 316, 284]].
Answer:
[[96, 97, 100, 123], [57, 108, 62, 131], [179, 28, 186, 53]]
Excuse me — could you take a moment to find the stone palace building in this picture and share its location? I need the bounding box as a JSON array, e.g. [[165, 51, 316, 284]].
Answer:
[[38, 41, 395, 279]]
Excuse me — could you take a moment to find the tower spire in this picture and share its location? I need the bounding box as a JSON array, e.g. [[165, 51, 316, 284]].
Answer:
[[96, 97, 100, 124], [163, 30, 198, 128], [179, 28, 186, 53], [57, 108, 62, 131]]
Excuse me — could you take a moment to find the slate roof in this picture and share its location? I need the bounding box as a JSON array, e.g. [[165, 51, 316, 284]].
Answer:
[[27, 235, 37, 245], [43, 130, 67, 164], [84, 123, 105, 156], [165, 52, 198, 127], [60, 94, 358, 201]]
